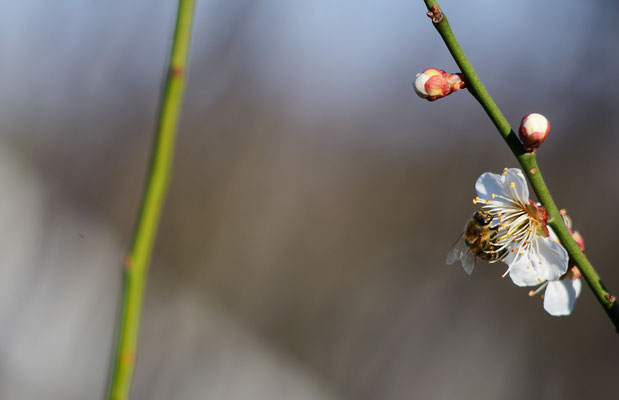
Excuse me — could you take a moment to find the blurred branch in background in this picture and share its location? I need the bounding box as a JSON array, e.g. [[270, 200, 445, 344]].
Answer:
[[106, 1, 195, 398]]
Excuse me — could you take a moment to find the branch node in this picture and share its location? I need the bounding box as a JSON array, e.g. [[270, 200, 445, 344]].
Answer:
[[605, 294, 616, 303], [170, 65, 185, 78], [426, 6, 444, 24], [123, 253, 133, 271]]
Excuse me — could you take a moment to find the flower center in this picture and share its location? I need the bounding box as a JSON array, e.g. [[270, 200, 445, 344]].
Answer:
[[473, 191, 549, 262]]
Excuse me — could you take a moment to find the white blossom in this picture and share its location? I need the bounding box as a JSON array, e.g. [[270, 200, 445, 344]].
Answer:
[[473, 168, 569, 285]]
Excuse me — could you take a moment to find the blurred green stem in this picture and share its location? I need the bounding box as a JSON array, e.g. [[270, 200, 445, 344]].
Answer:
[[422, 0, 619, 331], [106, 1, 195, 398]]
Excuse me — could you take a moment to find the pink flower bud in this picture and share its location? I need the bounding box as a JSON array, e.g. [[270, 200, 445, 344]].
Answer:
[[566, 266, 581, 280], [413, 68, 465, 101], [559, 209, 586, 252], [518, 113, 550, 151], [572, 231, 585, 252]]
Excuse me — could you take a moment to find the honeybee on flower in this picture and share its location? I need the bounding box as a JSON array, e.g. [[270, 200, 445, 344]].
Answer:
[[446, 210, 506, 275], [448, 168, 569, 288]]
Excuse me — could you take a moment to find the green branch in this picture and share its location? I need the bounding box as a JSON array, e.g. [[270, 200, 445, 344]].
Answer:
[[106, 1, 195, 398], [422, 0, 619, 331]]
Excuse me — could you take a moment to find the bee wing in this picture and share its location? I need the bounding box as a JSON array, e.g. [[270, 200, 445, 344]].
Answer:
[[459, 249, 476, 275], [446, 234, 467, 264], [446, 234, 476, 275]]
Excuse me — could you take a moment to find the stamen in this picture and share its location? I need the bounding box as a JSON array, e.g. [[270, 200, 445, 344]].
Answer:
[[528, 281, 548, 297], [484, 193, 522, 206]]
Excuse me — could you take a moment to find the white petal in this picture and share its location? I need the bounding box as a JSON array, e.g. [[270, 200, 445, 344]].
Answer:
[[506, 253, 543, 287], [530, 236, 569, 281], [547, 225, 558, 242], [504, 168, 529, 203], [475, 168, 529, 202], [543, 278, 582, 316], [413, 73, 429, 98], [475, 172, 511, 201]]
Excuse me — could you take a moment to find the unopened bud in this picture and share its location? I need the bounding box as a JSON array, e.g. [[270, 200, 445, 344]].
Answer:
[[566, 266, 581, 280], [413, 68, 465, 101], [519, 113, 550, 151], [572, 231, 585, 252]]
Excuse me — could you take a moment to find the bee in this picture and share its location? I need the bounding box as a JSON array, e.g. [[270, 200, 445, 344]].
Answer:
[[446, 211, 506, 275]]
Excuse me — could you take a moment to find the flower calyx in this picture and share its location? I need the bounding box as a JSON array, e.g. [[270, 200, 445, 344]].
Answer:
[[414, 68, 465, 101], [526, 201, 549, 238]]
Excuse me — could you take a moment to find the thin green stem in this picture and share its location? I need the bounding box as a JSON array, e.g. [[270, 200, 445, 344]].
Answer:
[[423, 0, 619, 331], [106, 1, 195, 398]]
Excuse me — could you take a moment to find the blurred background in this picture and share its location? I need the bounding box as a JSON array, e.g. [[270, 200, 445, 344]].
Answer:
[[0, 0, 618, 399]]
